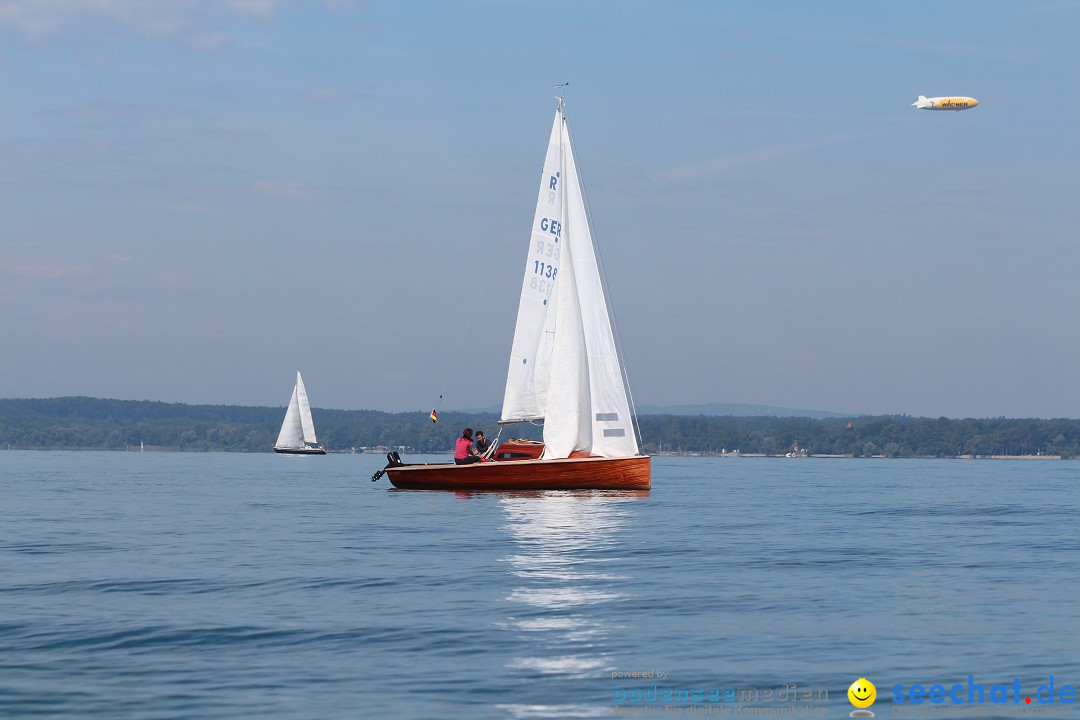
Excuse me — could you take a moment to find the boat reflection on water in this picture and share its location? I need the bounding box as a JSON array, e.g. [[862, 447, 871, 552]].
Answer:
[[491, 489, 648, 718]]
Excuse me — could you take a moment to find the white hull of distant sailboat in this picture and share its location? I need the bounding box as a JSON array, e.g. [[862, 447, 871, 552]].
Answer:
[[274, 371, 327, 455]]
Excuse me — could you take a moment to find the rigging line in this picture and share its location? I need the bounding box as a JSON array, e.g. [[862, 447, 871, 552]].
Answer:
[[481, 426, 504, 459], [437, 93, 571, 418], [432, 252, 496, 414], [563, 115, 645, 451]]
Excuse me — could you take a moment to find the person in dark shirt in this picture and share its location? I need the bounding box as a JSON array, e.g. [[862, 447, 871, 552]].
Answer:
[[474, 430, 491, 457]]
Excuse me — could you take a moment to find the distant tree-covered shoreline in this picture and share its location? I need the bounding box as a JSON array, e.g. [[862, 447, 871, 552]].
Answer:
[[639, 414, 1080, 459], [0, 397, 536, 454], [2, 397, 1080, 458]]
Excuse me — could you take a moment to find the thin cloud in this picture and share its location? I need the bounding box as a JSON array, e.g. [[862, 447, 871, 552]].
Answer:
[[254, 180, 310, 200], [1033, 0, 1080, 13], [4, 262, 94, 279], [184, 31, 231, 51], [1, 253, 137, 280], [226, 0, 279, 17], [656, 137, 835, 184], [155, 265, 191, 287], [302, 89, 356, 104], [0, 0, 285, 38]]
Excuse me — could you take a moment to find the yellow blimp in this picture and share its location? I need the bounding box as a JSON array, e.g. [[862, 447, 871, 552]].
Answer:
[[912, 95, 979, 111]]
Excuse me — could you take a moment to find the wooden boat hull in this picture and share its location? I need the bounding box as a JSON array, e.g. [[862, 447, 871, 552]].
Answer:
[[274, 446, 327, 455], [385, 454, 650, 491]]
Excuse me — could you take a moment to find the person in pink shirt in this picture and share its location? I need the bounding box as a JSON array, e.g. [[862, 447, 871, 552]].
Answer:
[[454, 428, 482, 465]]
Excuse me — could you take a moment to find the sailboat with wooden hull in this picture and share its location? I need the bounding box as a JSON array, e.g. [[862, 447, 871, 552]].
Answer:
[[274, 371, 327, 455], [386, 100, 650, 491]]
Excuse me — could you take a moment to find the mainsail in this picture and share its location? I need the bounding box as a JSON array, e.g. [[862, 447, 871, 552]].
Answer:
[[501, 111, 565, 424], [501, 102, 639, 459], [276, 386, 303, 448]]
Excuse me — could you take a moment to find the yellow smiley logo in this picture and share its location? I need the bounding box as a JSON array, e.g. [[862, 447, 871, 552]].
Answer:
[[848, 678, 877, 709]]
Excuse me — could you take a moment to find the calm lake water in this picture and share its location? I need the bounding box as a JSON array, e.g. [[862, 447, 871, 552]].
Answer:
[[2, 451, 1078, 719]]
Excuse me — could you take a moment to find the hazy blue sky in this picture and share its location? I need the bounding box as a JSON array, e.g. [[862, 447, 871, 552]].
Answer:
[[3, 1, 1080, 418]]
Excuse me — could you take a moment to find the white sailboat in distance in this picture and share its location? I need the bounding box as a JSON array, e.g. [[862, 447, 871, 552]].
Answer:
[[274, 371, 327, 454]]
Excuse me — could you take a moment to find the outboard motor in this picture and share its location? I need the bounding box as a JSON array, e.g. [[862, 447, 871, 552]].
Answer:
[[371, 451, 405, 482]]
